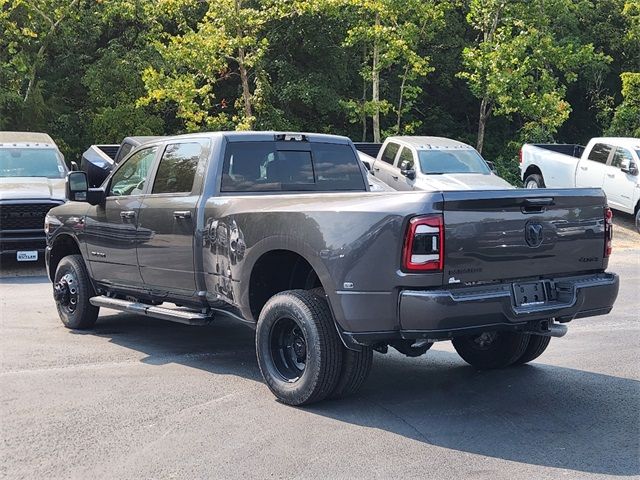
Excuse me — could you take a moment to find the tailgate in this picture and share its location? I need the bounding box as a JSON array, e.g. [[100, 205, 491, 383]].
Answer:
[[442, 189, 607, 284]]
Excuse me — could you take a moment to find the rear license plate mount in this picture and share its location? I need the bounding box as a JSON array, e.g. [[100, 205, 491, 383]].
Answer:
[[513, 281, 547, 307]]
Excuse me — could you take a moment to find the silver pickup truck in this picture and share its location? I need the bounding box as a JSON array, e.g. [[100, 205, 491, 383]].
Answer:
[[0, 131, 67, 261], [45, 131, 619, 405]]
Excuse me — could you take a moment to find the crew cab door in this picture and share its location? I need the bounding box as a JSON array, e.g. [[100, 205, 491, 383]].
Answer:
[[603, 146, 637, 212], [373, 141, 401, 188], [575, 142, 613, 188], [84, 145, 159, 285], [136, 140, 206, 296]]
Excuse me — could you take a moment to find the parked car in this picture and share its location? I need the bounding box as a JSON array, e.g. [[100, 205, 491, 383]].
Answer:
[[357, 136, 513, 191], [0, 131, 67, 261], [81, 136, 161, 187], [46, 131, 618, 405], [520, 137, 640, 232]]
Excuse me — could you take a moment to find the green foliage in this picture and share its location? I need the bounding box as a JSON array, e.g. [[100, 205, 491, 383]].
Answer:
[[607, 72, 640, 137], [0, 0, 636, 175]]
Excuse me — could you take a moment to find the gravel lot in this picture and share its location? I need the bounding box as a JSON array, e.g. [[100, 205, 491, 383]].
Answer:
[[0, 217, 638, 479]]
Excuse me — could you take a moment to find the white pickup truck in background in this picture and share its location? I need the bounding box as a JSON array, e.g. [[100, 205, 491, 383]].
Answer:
[[520, 137, 640, 232]]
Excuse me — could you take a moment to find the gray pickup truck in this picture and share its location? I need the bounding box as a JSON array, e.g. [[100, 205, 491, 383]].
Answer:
[[45, 131, 619, 405]]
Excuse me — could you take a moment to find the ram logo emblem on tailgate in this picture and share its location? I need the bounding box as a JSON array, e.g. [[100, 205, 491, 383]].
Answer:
[[525, 221, 544, 248]]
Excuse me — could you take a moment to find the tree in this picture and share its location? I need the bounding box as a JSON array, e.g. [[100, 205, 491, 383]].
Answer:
[[340, 0, 446, 142], [607, 72, 640, 137], [140, 0, 271, 131], [458, 0, 610, 153]]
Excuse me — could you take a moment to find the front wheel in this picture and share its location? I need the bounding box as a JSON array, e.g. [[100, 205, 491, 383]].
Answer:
[[524, 173, 545, 189], [53, 254, 99, 329], [452, 331, 530, 369], [256, 290, 343, 405], [635, 208, 639, 234]]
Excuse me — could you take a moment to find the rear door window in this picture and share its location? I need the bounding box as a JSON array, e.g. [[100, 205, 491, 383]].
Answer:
[[587, 143, 613, 164], [380, 142, 400, 165], [221, 141, 365, 192], [152, 142, 201, 194]]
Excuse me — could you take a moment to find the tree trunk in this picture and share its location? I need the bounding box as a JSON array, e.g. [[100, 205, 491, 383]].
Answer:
[[361, 71, 367, 142], [235, 0, 252, 122], [237, 47, 253, 120], [396, 65, 409, 134], [23, 0, 80, 104], [372, 13, 381, 143], [476, 96, 492, 154]]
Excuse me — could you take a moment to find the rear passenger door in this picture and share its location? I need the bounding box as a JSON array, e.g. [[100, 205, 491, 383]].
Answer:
[[373, 141, 401, 188], [575, 142, 613, 188], [136, 140, 207, 296]]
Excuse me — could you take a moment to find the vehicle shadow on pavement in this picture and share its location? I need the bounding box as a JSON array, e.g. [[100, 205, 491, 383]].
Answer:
[[87, 313, 638, 476]]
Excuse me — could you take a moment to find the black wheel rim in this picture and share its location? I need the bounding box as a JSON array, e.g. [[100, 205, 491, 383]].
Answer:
[[53, 271, 79, 314], [269, 317, 307, 382]]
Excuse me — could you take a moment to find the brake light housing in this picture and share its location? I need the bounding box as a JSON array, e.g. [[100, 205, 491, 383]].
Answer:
[[403, 215, 444, 272], [604, 206, 613, 258]]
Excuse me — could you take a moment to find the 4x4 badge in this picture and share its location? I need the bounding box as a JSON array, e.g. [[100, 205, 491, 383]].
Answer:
[[525, 221, 544, 248]]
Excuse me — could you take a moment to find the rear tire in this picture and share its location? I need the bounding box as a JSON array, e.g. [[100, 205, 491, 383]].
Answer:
[[514, 335, 551, 365], [635, 208, 639, 234], [53, 254, 99, 329], [328, 346, 373, 399], [452, 331, 530, 369], [524, 173, 545, 189], [256, 290, 343, 405]]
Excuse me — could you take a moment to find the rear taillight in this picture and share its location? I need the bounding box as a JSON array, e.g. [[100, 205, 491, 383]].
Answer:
[[519, 148, 523, 164], [604, 207, 613, 258], [403, 215, 444, 272]]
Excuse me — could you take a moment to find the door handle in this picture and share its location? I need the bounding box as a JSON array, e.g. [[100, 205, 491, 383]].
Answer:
[[580, 166, 588, 171], [173, 210, 192, 219], [120, 210, 136, 220]]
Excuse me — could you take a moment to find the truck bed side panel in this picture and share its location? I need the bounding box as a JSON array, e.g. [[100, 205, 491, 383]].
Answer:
[[201, 191, 443, 331]]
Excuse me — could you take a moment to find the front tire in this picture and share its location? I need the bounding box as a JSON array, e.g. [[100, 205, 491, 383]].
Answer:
[[635, 208, 639, 234], [53, 254, 99, 329], [452, 331, 530, 369], [256, 290, 343, 405], [524, 173, 545, 189]]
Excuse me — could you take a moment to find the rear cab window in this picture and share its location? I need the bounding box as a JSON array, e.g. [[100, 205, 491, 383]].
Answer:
[[221, 141, 365, 192]]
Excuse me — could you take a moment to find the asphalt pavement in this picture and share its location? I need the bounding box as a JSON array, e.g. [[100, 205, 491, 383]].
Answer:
[[0, 224, 638, 479]]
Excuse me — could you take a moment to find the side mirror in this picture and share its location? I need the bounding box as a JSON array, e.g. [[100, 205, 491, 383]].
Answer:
[[70, 161, 79, 171], [66, 171, 88, 202], [620, 159, 638, 175], [66, 171, 105, 205], [400, 161, 416, 180], [486, 160, 497, 173]]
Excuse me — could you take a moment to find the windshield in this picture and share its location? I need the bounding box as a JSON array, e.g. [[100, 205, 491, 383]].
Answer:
[[0, 148, 66, 178], [418, 149, 491, 175]]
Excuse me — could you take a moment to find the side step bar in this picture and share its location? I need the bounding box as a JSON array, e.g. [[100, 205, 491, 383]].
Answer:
[[89, 296, 213, 326]]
